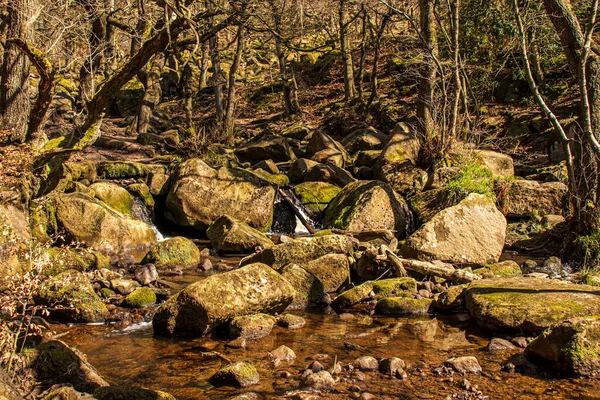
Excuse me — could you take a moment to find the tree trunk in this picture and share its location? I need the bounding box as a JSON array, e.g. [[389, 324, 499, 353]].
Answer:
[[0, 0, 34, 143], [222, 25, 244, 144], [417, 0, 437, 139], [339, 0, 356, 100], [77, 1, 107, 108], [198, 40, 210, 90], [135, 52, 165, 135]]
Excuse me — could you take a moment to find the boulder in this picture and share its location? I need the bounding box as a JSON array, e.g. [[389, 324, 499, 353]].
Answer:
[[110, 278, 140, 295], [97, 162, 164, 179], [305, 131, 351, 167], [302, 254, 350, 293], [376, 161, 428, 196], [324, 181, 409, 235], [340, 127, 387, 154], [229, 313, 277, 340], [375, 298, 435, 315], [251, 159, 280, 175], [166, 159, 276, 232], [241, 234, 355, 269], [288, 158, 355, 187], [354, 356, 379, 371], [54, 193, 157, 252], [401, 193, 506, 266], [355, 150, 383, 168], [311, 148, 347, 168], [303, 371, 335, 391], [209, 362, 260, 388], [293, 182, 342, 216], [89, 182, 133, 215], [473, 150, 514, 178], [35, 270, 108, 323], [153, 263, 295, 336], [28, 340, 109, 393], [141, 236, 200, 270], [127, 183, 155, 211], [444, 356, 482, 374], [497, 180, 567, 218], [124, 287, 157, 308], [436, 285, 466, 312], [526, 318, 600, 377], [374, 130, 420, 178], [466, 278, 600, 333], [270, 345, 296, 361], [372, 278, 417, 297], [474, 261, 522, 279], [134, 264, 158, 285], [207, 215, 274, 254], [278, 314, 306, 329], [279, 263, 325, 309], [331, 282, 374, 310], [408, 187, 466, 226], [234, 135, 296, 164], [34, 247, 110, 276]]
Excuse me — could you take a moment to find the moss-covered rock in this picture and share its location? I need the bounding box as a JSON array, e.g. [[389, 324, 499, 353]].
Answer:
[[235, 135, 296, 164], [209, 361, 260, 388], [207, 215, 274, 254], [279, 263, 325, 310], [372, 278, 417, 297], [127, 183, 155, 211], [141, 236, 200, 270], [302, 254, 350, 293], [97, 162, 164, 179], [54, 192, 157, 252], [293, 182, 342, 215], [374, 130, 420, 178], [408, 187, 466, 226], [466, 278, 600, 333], [331, 282, 374, 310], [28, 340, 109, 393], [376, 161, 428, 196], [35, 270, 109, 323], [125, 287, 157, 308], [250, 168, 289, 186], [375, 297, 435, 315], [340, 126, 387, 154], [401, 193, 507, 266], [469, 149, 514, 178], [305, 131, 351, 168], [40, 385, 85, 400], [324, 181, 409, 235], [436, 285, 466, 312], [65, 161, 97, 182], [166, 159, 276, 232], [229, 313, 277, 340], [241, 234, 355, 269], [526, 318, 600, 377], [94, 386, 176, 400], [153, 263, 295, 336], [36, 247, 109, 276], [89, 182, 133, 215], [474, 261, 522, 279]]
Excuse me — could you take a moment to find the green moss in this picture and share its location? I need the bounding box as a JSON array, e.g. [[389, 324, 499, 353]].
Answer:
[[313, 229, 334, 237], [90, 182, 134, 215], [141, 236, 200, 269], [42, 136, 67, 152], [229, 313, 276, 339], [100, 288, 116, 298], [375, 297, 434, 315], [445, 155, 496, 200], [97, 162, 153, 179], [40, 247, 109, 276], [251, 168, 289, 186], [209, 361, 260, 388], [474, 261, 522, 278], [293, 182, 341, 214], [125, 287, 157, 308], [331, 282, 374, 309], [127, 183, 155, 209], [372, 278, 417, 297], [207, 215, 273, 254]]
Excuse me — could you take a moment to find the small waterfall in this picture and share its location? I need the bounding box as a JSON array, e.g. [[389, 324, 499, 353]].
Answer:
[[131, 197, 167, 242]]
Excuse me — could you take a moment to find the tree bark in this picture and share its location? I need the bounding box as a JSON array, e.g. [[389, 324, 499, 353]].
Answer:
[[417, 0, 437, 139], [135, 52, 165, 135], [339, 0, 356, 100], [222, 24, 244, 143], [0, 0, 34, 143]]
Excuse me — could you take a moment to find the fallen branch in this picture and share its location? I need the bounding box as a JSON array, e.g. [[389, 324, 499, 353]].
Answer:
[[380, 245, 480, 284]]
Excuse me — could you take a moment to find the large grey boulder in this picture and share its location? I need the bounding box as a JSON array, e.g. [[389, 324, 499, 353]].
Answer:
[[401, 193, 506, 266], [166, 159, 276, 232], [153, 263, 294, 336]]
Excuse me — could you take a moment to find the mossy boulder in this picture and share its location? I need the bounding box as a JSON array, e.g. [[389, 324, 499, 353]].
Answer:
[[229, 313, 277, 340], [465, 278, 600, 333], [526, 318, 600, 377], [125, 287, 157, 308], [89, 182, 133, 215], [374, 130, 420, 178], [437, 285, 467, 312], [54, 192, 157, 252], [288, 158, 355, 187], [302, 254, 350, 293], [372, 278, 417, 297], [207, 215, 274, 254], [166, 159, 276, 232], [473, 149, 514, 178], [376, 161, 428, 196], [94, 386, 176, 400], [241, 234, 355, 269], [97, 162, 164, 179], [28, 340, 109, 393], [250, 168, 289, 186], [375, 297, 435, 315], [36, 270, 109, 323], [126, 183, 155, 211], [324, 181, 409, 235], [293, 182, 342, 215], [401, 193, 507, 266], [279, 263, 325, 310], [331, 282, 374, 310], [474, 261, 522, 279], [36, 247, 110, 276], [235, 135, 296, 164], [153, 263, 295, 336], [65, 161, 97, 182], [496, 180, 567, 218], [209, 361, 260, 388], [141, 236, 200, 270], [340, 126, 387, 154], [305, 131, 351, 168]]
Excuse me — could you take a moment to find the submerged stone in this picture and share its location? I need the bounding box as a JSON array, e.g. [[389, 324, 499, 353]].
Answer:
[[229, 313, 277, 340], [209, 362, 260, 388]]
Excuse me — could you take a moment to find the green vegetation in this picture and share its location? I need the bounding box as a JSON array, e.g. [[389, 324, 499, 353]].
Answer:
[[445, 156, 496, 200]]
